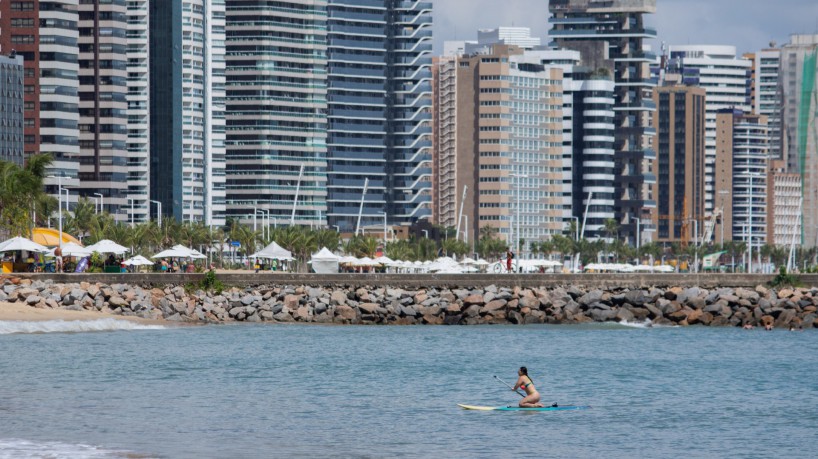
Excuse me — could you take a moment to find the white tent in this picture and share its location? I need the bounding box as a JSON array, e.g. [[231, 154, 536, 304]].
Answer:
[[339, 255, 358, 264], [0, 236, 49, 253], [123, 255, 154, 266], [172, 244, 207, 259], [352, 256, 378, 267], [311, 247, 340, 274], [251, 241, 293, 260], [86, 239, 129, 255], [374, 256, 394, 265], [152, 248, 193, 259], [52, 242, 91, 257]]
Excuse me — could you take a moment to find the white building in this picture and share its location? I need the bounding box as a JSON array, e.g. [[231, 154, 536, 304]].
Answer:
[[126, 0, 150, 223], [667, 45, 752, 215], [752, 47, 782, 159]]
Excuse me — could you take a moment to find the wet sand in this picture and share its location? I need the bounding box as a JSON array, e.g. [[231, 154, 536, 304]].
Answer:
[[0, 301, 166, 325]]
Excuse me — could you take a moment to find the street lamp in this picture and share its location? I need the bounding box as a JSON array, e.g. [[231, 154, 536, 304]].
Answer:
[[380, 211, 388, 243], [422, 229, 429, 239], [747, 172, 763, 274], [90, 196, 99, 214], [46, 175, 64, 249], [150, 200, 162, 227], [631, 216, 641, 255], [569, 216, 579, 272], [126, 198, 135, 227], [256, 209, 269, 240], [93, 193, 103, 214], [332, 225, 340, 233], [510, 173, 528, 261], [291, 164, 305, 226], [717, 190, 731, 249]]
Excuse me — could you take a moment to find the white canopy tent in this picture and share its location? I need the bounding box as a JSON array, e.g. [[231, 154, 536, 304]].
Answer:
[[86, 239, 129, 255], [172, 244, 207, 260], [310, 247, 340, 274], [251, 241, 293, 260], [0, 236, 49, 253], [123, 255, 154, 266], [152, 248, 194, 259]]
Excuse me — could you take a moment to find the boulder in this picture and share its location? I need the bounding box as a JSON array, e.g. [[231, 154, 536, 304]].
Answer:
[[624, 290, 647, 306], [422, 314, 444, 325], [284, 294, 300, 309], [615, 308, 635, 322], [358, 303, 379, 314], [578, 289, 604, 306], [335, 305, 357, 321], [463, 294, 484, 305], [330, 291, 347, 306]]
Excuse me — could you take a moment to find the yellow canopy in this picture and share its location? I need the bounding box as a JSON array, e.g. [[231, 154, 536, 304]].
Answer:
[[31, 228, 82, 247]]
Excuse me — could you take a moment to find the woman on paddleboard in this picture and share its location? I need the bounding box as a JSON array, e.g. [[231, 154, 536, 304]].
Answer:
[[513, 367, 544, 408]]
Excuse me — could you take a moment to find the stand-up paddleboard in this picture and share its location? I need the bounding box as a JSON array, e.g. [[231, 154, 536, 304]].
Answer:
[[458, 404, 590, 412]]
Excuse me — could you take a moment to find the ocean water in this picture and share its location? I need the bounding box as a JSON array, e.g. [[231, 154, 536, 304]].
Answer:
[[0, 320, 816, 458]]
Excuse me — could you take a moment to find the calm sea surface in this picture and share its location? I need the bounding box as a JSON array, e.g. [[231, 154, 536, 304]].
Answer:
[[0, 320, 816, 458]]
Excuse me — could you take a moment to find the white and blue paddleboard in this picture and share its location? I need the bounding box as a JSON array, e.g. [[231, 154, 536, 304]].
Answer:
[[458, 404, 590, 412]]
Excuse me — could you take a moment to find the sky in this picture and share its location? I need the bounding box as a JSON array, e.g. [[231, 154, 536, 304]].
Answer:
[[433, 0, 818, 55]]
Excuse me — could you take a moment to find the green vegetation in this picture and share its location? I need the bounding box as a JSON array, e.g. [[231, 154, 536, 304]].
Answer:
[[769, 266, 802, 288]]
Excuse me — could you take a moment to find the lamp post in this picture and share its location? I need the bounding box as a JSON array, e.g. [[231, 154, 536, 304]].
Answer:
[[126, 198, 135, 227], [291, 164, 304, 226], [93, 193, 103, 214], [510, 173, 528, 261], [256, 209, 268, 241], [381, 212, 387, 243], [718, 190, 731, 249], [747, 173, 763, 274], [332, 225, 340, 233], [422, 229, 429, 239], [631, 216, 641, 254], [569, 216, 579, 271], [47, 175, 64, 249], [150, 200, 162, 228], [90, 196, 99, 214], [693, 219, 698, 273]]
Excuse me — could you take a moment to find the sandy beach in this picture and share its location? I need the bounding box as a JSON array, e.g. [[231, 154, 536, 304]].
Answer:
[[0, 301, 166, 325]]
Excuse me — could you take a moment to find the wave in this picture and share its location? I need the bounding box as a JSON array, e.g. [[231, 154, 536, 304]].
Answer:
[[0, 438, 154, 458], [618, 319, 676, 329], [0, 318, 167, 335]]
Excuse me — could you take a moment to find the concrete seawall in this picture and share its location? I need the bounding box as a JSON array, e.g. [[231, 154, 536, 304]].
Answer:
[[10, 273, 818, 289]]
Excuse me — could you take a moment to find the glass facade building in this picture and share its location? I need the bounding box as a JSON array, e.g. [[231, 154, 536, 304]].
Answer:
[[326, 0, 433, 232], [0, 54, 25, 165], [225, 0, 328, 227]]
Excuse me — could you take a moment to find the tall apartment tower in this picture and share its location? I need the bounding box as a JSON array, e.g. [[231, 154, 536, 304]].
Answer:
[[224, 1, 328, 228], [452, 45, 566, 251], [149, 0, 226, 226], [0, 0, 81, 205], [126, 0, 150, 223], [326, 0, 433, 232], [714, 110, 769, 247], [666, 45, 752, 216], [433, 54, 457, 228], [0, 54, 25, 165], [779, 34, 818, 248], [76, 0, 128, 217], [651, 85, 707, 244], [750, 47, 783, 159], [549, 0, 658, 246]]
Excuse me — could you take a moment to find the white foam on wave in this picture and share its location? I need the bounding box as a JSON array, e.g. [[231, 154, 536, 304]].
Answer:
[[0, 438, 151, 459], [618, 319, 675, 329], [0, 318, 167, 335]]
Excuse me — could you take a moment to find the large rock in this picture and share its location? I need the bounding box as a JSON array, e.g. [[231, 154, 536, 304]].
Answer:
[[578, 289, 604, 306], [358, 303, 379, 314], [624, 290, 647, 306], [463, 294, 484, 305], [330, 290, 347, 306], [480, 299, 507, 314], [615, 308, 635, 322], [335, 305, 357, 321]]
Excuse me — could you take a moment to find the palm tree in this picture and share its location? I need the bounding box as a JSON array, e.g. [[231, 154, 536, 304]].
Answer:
[[0, 154, 53, 237], [603, 218, 620, 241]]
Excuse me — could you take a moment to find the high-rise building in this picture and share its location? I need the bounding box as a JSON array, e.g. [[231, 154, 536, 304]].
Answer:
[[779, 34, 818, 248], [666, 45, 752, 216], [126, 0, 150, 223], [549, 0, 658, 246], [465, 27, 541, 54], [652, 85, 707, 244], [0, 53, 25, 165], [767, 160, 801, 247], [750, 47, 783, 159], [447, 45, 566, 252], [714, 110, 769, 248], [224, 0, 328, 228], [76, 0, 129, 217], [326, 0, 433, 233], [149, 0, 226, 226], [0, 0, 82, 205]]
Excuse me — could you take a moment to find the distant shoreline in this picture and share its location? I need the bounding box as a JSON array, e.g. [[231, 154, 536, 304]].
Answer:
[[0, 301, 166, 325]]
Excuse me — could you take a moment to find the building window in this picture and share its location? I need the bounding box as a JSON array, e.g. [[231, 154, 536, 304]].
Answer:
[[11, 2, 35, 11]]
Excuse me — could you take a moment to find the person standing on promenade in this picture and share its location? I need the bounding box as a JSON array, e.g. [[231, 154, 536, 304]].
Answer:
[[506, 248, 514, 273], [513, 367, 545, 408]]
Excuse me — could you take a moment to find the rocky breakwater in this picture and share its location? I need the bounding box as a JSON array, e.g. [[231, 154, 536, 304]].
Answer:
[[1, 276, 817, 328]]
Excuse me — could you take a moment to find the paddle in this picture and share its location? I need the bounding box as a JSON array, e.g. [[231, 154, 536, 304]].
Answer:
[[494, 375, 525, 398]]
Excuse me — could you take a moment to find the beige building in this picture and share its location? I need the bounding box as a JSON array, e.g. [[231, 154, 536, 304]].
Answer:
[[652, 85, 707, 244], [433, 56, 458, 228], [767, 160, 802, 246], [447, 45, 565, 252]]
